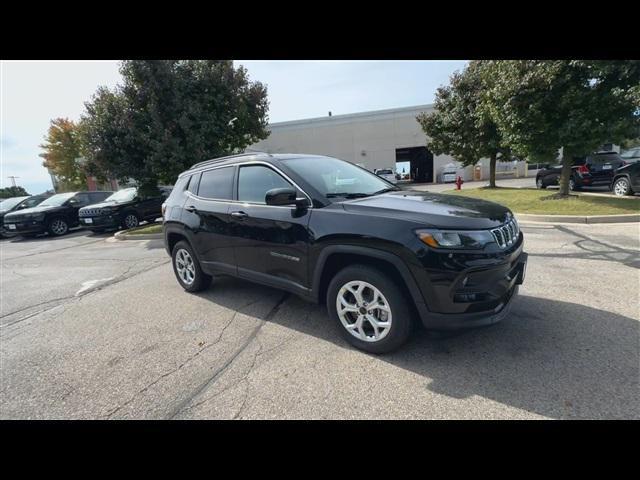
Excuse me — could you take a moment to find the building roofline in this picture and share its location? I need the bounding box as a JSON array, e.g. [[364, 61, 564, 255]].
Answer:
[[267, 103, 435, 129]]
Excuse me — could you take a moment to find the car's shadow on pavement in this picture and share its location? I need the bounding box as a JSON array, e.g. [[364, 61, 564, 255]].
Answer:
[[197, 277, 639, 419]]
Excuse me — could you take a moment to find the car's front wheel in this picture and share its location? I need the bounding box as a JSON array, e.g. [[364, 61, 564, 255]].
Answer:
[[613, 177, 632, 196], [171, 240, 212, 292], [536, 177, 546, 189], [48, 217, 69, 236], [122, 213, 140, 230], [569, 176, 580, 191], [327, 265, 414, 354]]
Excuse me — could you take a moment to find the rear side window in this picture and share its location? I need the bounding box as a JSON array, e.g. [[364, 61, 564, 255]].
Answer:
[[238, 165, 292, 203], [197, 167, 235, 200]]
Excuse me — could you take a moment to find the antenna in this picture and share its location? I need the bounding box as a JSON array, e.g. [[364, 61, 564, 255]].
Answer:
[[7, 176, 20, 187]]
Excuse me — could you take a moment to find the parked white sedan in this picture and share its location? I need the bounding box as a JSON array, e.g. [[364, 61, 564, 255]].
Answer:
[[374, 168, 398, 184]]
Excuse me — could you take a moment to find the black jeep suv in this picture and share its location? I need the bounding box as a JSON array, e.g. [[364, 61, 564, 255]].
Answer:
[[0, 194, 51, 238], [79, 186, 172, 232], [3, 191, 112, 237], [536, 151, 626, 191], [163, 153, 527, 353]]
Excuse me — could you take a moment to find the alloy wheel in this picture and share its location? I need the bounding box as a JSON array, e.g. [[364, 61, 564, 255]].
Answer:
[[124, 214, 139, 229], [336, 280, 392, 342], [614, 179, 629, 196], [175, 248, 196, 285], [50, 219, 68, 235]]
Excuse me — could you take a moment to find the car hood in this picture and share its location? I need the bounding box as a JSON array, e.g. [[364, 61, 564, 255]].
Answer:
[[339, 190, 512, 229], [79, 200, 131, 211], [3, 204, 64, 218]]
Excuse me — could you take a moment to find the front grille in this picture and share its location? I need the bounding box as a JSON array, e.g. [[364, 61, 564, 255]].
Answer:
[[80, 209, 104, 217], [5, 215, 26, 223], [490, 218, 519, 249]]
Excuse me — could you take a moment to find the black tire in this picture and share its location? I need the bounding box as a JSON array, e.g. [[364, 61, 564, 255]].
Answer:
[[536, 177, 546, 189], [171, 240, 212, 293], [47, 217, 69, 236], [121, 212, 140, 230], [326, 265, 414, 354], [612, 177, 633, 196]]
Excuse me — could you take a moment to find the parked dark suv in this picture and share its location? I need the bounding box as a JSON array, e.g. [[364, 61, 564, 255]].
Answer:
[[0, 194, 51, 238], [79, 186, 172, 232], [536, 152, 626, 191], [163, 153, 527, 353], [611, 161, 640, 196], [3, 191, 112, 237]]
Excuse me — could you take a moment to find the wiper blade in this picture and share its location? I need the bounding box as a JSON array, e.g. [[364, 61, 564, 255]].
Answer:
[[370, 187, 399, 195], [325, 192, 372, 199]]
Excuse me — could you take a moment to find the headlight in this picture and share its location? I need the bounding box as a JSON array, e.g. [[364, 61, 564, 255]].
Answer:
[[416, 229, 495, 249]]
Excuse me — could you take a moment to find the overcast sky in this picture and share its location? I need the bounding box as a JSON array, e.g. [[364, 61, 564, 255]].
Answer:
[[0, 60, 467, 194]]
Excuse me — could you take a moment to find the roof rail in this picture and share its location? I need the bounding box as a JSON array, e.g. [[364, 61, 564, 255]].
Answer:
[[190, 152, 271, 170]]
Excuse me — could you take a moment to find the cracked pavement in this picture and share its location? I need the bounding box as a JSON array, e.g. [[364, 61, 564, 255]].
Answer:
[[1, 222, 639, 419]]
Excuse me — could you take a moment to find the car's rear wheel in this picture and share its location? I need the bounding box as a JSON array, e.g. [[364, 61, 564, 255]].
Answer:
[[613, 177, 632, 196], [326, 265, 414, 354], [536, 177, 545, 189], [48, 217, 69, 236], [122, 213, 140, 230], [171, 240, 212, 292]]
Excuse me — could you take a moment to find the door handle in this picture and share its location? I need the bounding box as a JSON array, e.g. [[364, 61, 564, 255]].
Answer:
[[230, 211, 248, 219], [185, 205, 197, 213]]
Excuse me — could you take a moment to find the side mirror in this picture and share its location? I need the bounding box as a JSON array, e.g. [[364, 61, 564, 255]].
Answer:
[[265, 188, 309, 208], [68, 198, 79, 205]]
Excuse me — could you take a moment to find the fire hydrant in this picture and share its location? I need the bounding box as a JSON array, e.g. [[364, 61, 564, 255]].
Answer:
[[455, 175, 464, 190]]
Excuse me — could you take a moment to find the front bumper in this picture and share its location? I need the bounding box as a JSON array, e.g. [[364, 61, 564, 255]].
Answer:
[[415, 250, 528, 330], [2, 220, 46, 234], [79, 215, 119, 229]]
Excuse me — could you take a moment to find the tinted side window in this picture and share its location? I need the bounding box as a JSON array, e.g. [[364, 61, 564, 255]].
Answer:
[[238, 165, 292, 204], [197, 167, 234, 200], [91, 192, 110, 202], [74, 193, 92, 206]]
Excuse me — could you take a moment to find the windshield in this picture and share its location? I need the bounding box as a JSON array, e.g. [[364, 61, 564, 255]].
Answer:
[[377, 169, 393, 175], [104, 188, 137, 203], [39, 192, 76, 207], [283, 156, 396, 197], [0, 196, 29, 211]]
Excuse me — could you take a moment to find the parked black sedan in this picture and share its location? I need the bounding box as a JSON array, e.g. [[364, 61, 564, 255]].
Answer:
[[3, 191, 113, 237], [78, 186, 171, 232], [611, 161, 640, 196], [536, 152, 626, 191]]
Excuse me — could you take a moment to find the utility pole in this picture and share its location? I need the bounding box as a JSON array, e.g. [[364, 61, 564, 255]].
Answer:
[[7, 176, 20, 187]]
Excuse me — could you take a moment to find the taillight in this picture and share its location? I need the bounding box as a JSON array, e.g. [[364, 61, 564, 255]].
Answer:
[[578, 165, 589, 174]]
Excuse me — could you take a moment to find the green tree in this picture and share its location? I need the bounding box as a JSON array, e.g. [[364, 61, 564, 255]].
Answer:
[[39, 118, 86, 191], [80, 60, 270, 192], [0, 186, 30, 199], [417, 61, 510, 188], [480, 60, 640, 196]]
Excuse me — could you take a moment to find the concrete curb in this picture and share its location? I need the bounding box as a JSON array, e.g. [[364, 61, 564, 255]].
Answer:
[[113, 228, 163, 241], [516, 213, 640, 224]]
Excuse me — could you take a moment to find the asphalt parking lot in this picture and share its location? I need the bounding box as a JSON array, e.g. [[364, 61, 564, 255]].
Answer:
[[1, 222, 639, 419]]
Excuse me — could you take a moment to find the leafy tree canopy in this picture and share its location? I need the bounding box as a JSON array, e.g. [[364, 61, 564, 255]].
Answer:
[[479, 60, 640, 195], [39, 118, 86, 191], [80, 60, 270, 190], [0, 186, 30, 199], [417, 61, 510, 187]]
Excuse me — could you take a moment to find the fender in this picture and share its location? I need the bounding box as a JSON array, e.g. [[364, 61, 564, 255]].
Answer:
[[310, 244, 426, 307]]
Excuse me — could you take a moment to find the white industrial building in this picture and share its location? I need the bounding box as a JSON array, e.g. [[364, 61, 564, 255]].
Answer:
[[249, 104, 528, 184]]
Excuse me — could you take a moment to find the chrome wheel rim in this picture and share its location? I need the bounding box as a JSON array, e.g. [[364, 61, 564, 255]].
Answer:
[[175, 248, 196, 285], [569, 178, 575, 190], [536, 178, 542, 188], [51, 219, 67, 235], [614, 179, 628, 196], [124, 214, 139, 229], [336, 280, 392, 343]]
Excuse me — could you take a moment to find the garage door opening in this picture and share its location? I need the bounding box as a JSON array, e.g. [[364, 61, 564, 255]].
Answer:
[[396, 147, 433, 183]]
